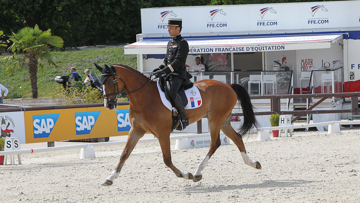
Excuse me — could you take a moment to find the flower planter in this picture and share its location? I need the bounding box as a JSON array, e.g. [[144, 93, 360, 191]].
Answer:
[[0, 155, 4, 165], [272, 130, 279, 137]]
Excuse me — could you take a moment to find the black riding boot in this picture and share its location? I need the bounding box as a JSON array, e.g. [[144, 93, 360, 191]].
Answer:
[[173, 95, 189, 131]]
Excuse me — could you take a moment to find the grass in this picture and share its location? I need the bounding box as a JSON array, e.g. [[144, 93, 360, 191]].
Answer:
[[0, 46, 137, 98]]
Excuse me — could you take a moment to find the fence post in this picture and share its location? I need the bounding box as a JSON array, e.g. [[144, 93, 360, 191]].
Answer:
[[271, 97, 280, 113], [350, 95, 358, 128], [197, 120, 202, 134]]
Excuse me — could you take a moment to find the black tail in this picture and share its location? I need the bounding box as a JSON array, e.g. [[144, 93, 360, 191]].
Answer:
[[230, 84, 259, 135]]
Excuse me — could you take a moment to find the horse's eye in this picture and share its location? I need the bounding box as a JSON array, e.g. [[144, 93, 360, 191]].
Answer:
[[107, 81, 112, 85]]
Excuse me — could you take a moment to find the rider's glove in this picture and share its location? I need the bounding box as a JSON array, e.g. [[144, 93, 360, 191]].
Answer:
[[154, 70, 164, 78], [152, 64, 165, 73], [162, 66, 173, 75]]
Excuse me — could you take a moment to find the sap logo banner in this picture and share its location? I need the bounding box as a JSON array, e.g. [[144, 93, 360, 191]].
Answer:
[[33, 114, 60, 138], [75, 111, 101, 135], [117, 109, 131, 131]]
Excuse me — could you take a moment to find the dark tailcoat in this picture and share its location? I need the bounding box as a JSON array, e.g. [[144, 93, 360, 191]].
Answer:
[[163, 35, 192, 80]]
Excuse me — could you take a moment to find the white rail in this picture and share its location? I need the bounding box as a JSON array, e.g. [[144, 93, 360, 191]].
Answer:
[[1, 120, 359, 157], [0, 133, 211, 156], [261, 120, 360, 131]]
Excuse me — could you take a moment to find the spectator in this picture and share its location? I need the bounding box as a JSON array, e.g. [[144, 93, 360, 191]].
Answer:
[[0, 84, 8, 104], [70, 67, 82, 81], [84, 69, 93, 84], [190, 57, 205, 73], [190, 57, 205, 81]]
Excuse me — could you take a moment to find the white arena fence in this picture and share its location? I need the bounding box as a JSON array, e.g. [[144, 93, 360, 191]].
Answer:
[[1, 119, 360, 163], [0, 133, 228, 162], [257, 120, 360, 141]]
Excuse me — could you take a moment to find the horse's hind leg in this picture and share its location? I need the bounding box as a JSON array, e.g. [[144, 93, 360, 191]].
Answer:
[[221, 119, 261, 169], [158, 135, 194, 180], [102, 126, 146, 186]]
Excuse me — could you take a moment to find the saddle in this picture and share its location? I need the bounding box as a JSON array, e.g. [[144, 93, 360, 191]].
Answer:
[[158, 75, 194, 131]]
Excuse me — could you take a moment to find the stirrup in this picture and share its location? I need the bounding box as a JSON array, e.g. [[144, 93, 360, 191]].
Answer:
[[176, 119, 189, 131]]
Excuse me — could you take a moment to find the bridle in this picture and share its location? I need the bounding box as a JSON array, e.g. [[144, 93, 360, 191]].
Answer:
[[101, 65, 153, 99]]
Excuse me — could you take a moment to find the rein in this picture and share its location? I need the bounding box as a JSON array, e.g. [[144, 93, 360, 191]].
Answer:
[[126, 76, 153, 95]]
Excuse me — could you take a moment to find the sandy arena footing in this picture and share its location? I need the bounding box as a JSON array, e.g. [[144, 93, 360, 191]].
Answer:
[[1, 130, 359, 202]]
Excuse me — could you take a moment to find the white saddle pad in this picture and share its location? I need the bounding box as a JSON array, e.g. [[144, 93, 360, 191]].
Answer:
[[156, 80, 202, 111]]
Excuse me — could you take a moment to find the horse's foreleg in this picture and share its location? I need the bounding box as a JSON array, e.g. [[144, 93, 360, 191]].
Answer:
[[158, 136, 193, 180], [193, 132, 221, 182], [102, 127, 146, 186], [221, 122, 261, 169]]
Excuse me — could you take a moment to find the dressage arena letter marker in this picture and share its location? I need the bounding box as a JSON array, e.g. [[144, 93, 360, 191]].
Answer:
[[279, 115, 292, 137], [4, 137, 21, 165]]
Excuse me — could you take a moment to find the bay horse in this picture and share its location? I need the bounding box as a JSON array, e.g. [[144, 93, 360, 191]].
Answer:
[[95, 64, 261, 186]]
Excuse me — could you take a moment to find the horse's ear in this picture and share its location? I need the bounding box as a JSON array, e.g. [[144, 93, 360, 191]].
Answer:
[[105, 64, 113, 73], [94, 63, 104, 72]]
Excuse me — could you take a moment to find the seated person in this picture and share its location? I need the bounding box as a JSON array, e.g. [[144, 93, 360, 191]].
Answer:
[[190, 57, 205, 73], [190, 57, 205, 81], [84, 69, 93, 84]]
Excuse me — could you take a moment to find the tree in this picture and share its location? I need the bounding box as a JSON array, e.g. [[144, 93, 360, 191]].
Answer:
[[209, 0, 333, 5], [2, 25, 64, 98], [0, 0, 179, 47], [0, 31, 7, 48]]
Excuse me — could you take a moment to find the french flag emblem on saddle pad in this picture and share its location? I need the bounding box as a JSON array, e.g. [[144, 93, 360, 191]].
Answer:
[[190, 97, 201, 108], [157, 81, 203, 111]]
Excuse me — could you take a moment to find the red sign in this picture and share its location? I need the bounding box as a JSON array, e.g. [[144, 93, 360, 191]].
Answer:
[[301, 59, 313, 71]]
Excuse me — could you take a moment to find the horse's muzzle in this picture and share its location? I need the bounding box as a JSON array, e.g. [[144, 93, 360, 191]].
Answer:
[[104, 98, 118, 110]]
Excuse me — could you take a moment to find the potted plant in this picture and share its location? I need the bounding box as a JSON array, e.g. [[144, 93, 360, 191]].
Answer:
[[269, 114, 280, 137], [0, 137, 5, 165]]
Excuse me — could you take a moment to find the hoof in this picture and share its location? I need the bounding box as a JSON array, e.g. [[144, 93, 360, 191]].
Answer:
[[193, 175, 202, 182], [187, 173, 194, 180], [255, 161, 262, 169], [101, 180, 113, 186]]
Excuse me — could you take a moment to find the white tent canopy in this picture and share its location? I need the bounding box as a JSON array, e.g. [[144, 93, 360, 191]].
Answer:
[[124, 34, 342, 55]]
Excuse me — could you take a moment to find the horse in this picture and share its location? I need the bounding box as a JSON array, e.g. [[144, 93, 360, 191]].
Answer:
[[95, 64, 261, 186]]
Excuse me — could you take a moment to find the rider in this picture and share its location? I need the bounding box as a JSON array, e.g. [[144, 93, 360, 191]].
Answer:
[[153, 18, 192, 131]]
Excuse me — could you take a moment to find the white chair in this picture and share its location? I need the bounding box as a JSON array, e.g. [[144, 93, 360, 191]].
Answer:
[[248, 75, 261, 95], [262, 75, 276, 95], [300, 72, 311, 94], [201, 75, 210, 80], [213, 75, 226, 83], [321, 73, 332, 93]]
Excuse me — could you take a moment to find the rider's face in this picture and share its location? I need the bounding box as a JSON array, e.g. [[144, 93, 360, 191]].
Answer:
[[168, 26, 180, 37]]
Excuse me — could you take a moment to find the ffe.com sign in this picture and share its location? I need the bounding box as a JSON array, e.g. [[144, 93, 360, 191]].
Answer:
[[141, 1, 360, 34]]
